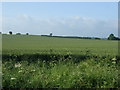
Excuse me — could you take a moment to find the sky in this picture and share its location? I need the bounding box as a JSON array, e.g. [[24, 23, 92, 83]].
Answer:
[[1, 2, 118, 38]]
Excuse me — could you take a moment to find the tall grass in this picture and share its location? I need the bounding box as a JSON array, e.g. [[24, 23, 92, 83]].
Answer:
[[2, 35, 119, 88], [2, 54, 119, 88]]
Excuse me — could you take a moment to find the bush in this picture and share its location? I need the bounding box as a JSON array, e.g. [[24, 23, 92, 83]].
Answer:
[[16, 33, 21, 35]]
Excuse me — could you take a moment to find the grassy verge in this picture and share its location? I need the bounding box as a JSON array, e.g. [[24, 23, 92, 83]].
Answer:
[[2, 54, 120, 88]]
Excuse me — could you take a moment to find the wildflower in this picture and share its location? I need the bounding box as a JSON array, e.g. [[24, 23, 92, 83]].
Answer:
[[18, 70, 22, 73], [112, 61, 116, 64], [15, 63, 21, 68], [11, 78, 16, 80], [76, 65, 80, 68], [112, 57, 117, 61], [112, 57, 117, 64], [31, 70, 35, 72]]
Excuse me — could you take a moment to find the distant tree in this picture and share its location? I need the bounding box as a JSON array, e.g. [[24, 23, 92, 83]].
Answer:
[[108, 33, 120, 40], [9, 31, 12, 35], [114, 37, 120, 40], [16, 33, 21, 35], [94, 37, 101, 40], [108, 34, 115, 40], [0, 32, 1, 34], [50, 33, 52, 36], [26, 33, 29, 35]]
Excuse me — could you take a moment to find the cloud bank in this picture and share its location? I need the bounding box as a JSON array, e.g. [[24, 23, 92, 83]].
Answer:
[[1, 14, 118, 38]]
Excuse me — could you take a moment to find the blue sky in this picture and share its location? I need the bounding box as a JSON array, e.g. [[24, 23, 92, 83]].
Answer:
[[2, 2, 118, 38]]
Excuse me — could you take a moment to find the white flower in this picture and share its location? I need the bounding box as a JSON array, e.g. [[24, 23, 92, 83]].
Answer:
[[18, 70, 22, 73], [31, 70, 35, 72], [112, 57, 117, 61], [15, 63, 21, 68], [11, 78, 16, 80], [112, 61, 116, 64]]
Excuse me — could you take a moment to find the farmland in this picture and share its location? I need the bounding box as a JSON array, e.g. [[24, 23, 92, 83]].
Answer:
[[2, 34, 118, 55], [2, 34, 120, 88]]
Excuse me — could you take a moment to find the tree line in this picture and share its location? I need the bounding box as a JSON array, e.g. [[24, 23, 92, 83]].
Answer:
[[0, 31, 119, 40], [8, 31, 29, 35]]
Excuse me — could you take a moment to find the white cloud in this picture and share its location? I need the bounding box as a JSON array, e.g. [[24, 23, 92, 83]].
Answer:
[[2, 14, 118, 38]]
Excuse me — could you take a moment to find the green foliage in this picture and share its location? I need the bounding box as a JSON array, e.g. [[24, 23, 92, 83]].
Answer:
[[108, 33, 120, 40], [2, 57, 119, 88], [2, 34, 119, 88]]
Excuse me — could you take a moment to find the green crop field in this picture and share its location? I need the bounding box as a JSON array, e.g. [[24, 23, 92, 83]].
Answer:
[[2, 34, 118, 55], [2, 34, 120, 88]]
